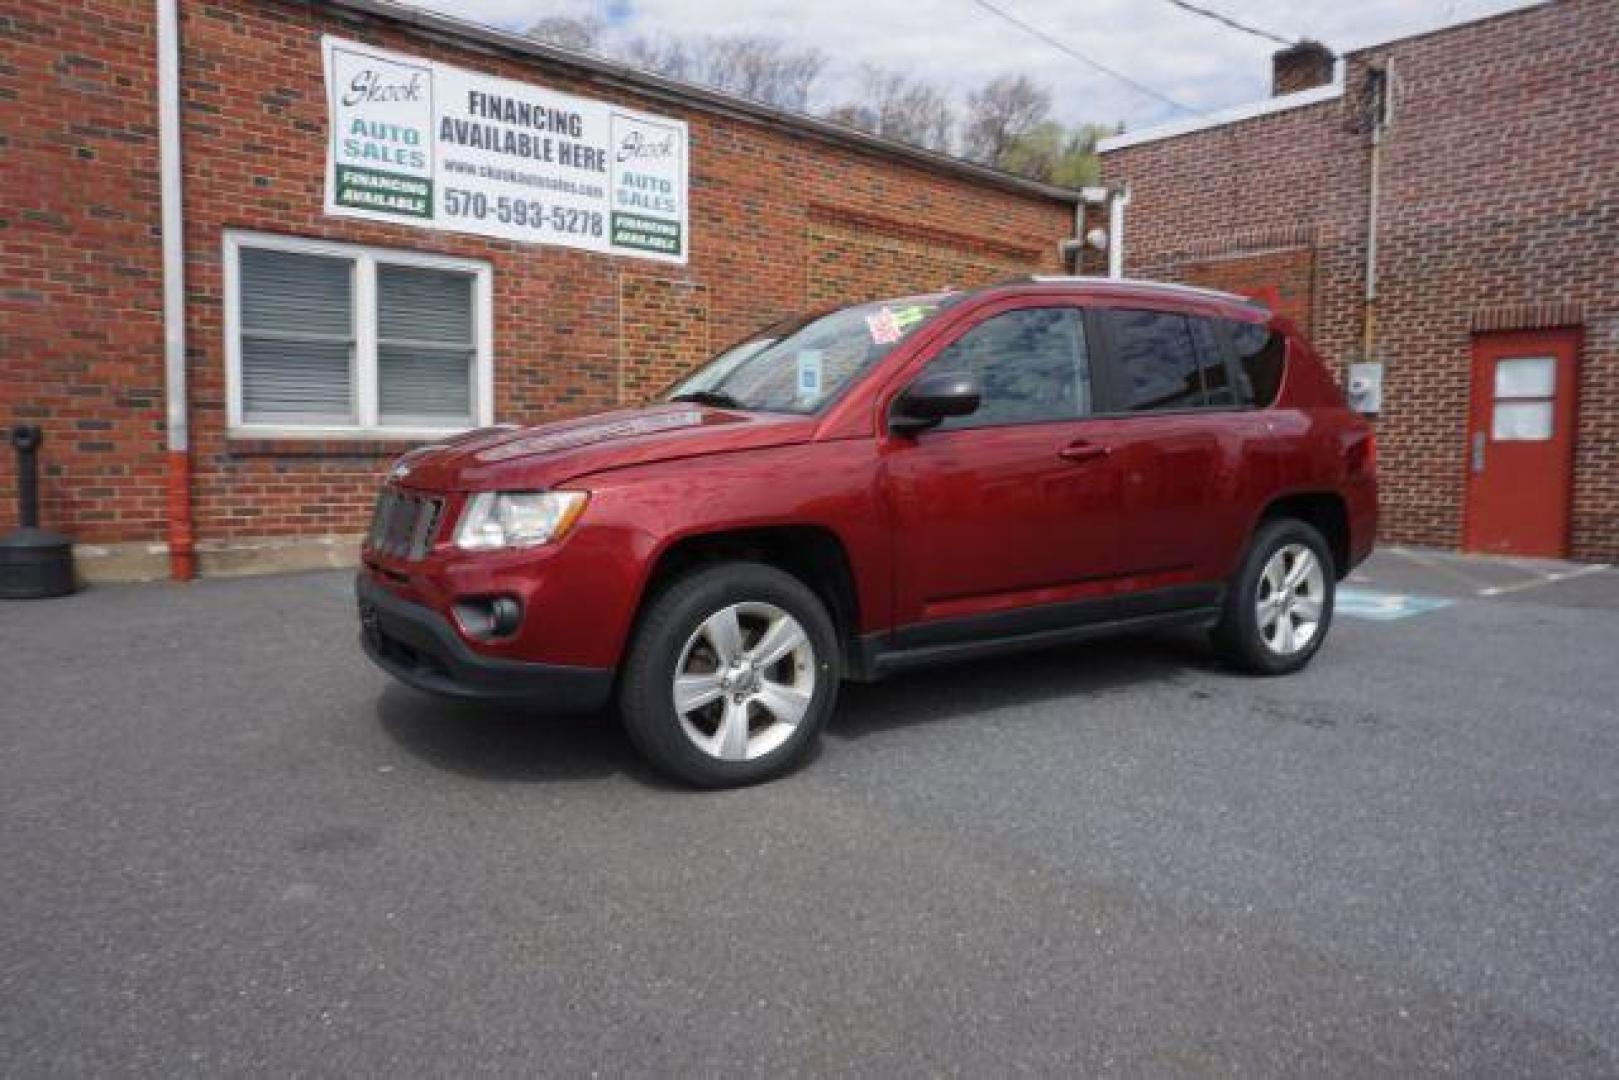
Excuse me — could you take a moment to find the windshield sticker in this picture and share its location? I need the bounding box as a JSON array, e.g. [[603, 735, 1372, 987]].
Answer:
[[795, 349, 824, 403], [866, 304, 936, 345], [866, 308, 903, 344], [890, 304, 932, 331]]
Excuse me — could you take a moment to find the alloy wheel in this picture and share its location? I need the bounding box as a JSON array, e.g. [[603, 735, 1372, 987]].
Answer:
[[671, 602, 817, 762], [1256, 543, 1326, 656]]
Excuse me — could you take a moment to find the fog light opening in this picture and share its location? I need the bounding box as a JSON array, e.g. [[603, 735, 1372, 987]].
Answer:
[[453, 596, 523, 640]]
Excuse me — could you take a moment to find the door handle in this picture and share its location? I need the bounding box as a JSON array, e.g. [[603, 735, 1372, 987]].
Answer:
[[1059, 441, 1111, 463], [1471, 431, 1486, 475]]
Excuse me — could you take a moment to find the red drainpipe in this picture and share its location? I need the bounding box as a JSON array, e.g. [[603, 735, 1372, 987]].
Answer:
[[166, 450, 195, 581]]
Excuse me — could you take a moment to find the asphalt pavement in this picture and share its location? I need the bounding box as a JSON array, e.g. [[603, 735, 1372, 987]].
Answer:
[[3, 550, 1617, 1075]]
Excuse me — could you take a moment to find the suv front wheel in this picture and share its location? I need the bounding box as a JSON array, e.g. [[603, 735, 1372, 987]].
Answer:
[[1212, 518, 1336, 676], [619, 562, 841, 788]]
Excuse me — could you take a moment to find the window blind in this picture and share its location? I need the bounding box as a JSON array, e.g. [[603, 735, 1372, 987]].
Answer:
[[239, 248, 355, 422], [377, 265, 474, 423]]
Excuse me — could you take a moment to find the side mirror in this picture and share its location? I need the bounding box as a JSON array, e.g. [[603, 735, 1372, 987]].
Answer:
[[890, 371, 982, 433]]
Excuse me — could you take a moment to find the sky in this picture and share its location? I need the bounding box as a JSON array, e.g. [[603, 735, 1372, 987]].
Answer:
[[397, 0, 1544, 133]]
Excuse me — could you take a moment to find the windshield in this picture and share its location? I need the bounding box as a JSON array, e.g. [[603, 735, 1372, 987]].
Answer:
[[665, 295, 953, 413]]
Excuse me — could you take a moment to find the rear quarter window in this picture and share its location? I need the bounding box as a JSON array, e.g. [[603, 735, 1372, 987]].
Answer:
[[1227, 320, 1287, 407]]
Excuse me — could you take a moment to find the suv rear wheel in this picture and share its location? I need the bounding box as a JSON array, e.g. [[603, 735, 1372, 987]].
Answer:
[[1212, 518, 1336, 675], [620, 562, 840, 788]]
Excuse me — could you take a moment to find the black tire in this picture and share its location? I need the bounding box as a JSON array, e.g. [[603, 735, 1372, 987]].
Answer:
[[1211, 518, 1336, 676], [619, 561, 841, 788]]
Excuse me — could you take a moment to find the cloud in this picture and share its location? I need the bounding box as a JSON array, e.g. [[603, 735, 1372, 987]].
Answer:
[[397, 0, 1543, 131]]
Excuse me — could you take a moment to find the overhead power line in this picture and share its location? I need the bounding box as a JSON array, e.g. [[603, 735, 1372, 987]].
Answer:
[[1159, 0, 1296, 47], [965, 0, 1210, 118]]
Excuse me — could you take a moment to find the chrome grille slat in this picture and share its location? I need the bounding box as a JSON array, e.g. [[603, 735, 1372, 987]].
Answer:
[[367, 488, 444, 561], [408, 498, 442, 559]]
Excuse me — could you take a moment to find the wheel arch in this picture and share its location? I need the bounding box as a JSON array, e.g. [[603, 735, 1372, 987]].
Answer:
[[1255, 491, 1351, 578], [633, 525, 863, 665]]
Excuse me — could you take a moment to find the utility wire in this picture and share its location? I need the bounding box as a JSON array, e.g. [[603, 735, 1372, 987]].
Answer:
[[1159, 0, 1297, 47], [965, 0, 1211, 118]]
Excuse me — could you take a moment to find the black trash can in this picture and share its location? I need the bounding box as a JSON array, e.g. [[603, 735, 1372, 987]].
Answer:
[[0, 425, 76, 599]]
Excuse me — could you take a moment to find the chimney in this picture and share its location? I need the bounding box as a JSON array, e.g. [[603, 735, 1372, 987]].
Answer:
[[1271, 40, 1335, 96]]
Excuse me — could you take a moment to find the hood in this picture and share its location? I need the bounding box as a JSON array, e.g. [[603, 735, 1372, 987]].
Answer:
[[392, 403, 817, 491]]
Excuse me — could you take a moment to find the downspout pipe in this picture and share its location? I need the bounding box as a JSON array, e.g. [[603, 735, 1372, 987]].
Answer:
[[1362, 60, 1392, 378], [157, 0, 195, 580], [1069, 186, 1110, 275], [1108, 185, 1130, 279]]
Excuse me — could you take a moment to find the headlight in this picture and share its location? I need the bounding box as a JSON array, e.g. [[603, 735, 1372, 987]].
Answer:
[[453, 491, 589, 551]]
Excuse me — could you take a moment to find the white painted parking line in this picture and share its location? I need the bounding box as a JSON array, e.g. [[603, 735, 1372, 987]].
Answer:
[[1476, 563, 1612, 597], [1383, 546, 1527, 590], [1337, 587, 1454, 621]]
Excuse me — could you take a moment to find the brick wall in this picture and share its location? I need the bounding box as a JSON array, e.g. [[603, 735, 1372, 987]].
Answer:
[[1103, 0, 1619, 561], [1, 1, 168, 542], [2, 0, 1072, 558], [1179, 245, 1316, 334]]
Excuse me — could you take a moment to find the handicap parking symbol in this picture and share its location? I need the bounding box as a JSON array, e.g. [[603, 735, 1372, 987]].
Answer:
[[1336, 587, 1453, 621]]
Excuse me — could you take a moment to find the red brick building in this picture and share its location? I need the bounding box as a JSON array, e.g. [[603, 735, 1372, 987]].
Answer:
[[3, 0, 1080, 580], [1100, 0, 1618, 561]]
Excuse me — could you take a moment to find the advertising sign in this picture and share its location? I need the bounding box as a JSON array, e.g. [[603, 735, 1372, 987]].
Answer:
[[323, 36, 689, 263]]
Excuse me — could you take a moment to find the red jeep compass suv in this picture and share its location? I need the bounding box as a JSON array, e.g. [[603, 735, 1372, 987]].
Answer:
[[358, 278, 1376, 787]]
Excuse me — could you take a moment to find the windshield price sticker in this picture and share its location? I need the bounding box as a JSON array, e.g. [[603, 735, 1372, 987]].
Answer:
[[865, 304, 936, 345], [324, 36, 688, 263], [865, 308, 904, 344]]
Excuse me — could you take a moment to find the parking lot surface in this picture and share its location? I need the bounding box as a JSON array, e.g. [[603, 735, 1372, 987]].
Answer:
[[3, 551, 1618, 1075]]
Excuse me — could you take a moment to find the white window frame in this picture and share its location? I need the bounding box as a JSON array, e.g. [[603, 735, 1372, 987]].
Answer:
[[224, 230, 494, 440]]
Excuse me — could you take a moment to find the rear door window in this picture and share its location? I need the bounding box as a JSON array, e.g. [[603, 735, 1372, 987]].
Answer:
[[1190, 316, 1239, 407], [1102, 309, 1207, 411]]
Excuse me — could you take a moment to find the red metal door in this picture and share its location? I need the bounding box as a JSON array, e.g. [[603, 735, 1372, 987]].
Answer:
[[1463, 329, 1579, 557]]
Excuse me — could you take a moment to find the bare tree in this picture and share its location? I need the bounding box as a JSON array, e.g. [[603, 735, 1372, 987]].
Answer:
[[961, 74, 1051, 167], [620, 32, 822, 110], [823, 102, 879, 131], [524, 14, 603, 53], [695, 35, 825, 110], [622, 34, 693, 81], [825, 65, 953, 152]]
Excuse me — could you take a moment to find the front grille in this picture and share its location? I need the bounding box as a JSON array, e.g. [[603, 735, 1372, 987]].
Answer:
[[367, 488, 445, 561]]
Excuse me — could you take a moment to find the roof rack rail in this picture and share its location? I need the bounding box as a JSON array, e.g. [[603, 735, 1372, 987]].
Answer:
[[991, 275, 1266, 306]]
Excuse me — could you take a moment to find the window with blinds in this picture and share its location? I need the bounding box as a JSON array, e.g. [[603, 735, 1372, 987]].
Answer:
[[377, 265, 474, 425], [240, 249, 356, 423], [226, 233, 490, 436]]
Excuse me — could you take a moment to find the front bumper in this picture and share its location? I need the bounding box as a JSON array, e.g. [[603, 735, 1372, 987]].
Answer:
[[356, 575, 613, 713]]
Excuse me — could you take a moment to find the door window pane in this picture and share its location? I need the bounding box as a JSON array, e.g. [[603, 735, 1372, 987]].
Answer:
[[929, 308, 1089, 428], [1494, 357, 1555, 399], [1190, 317, 1237, 406], [1106, 309, 1204, 411], [377, 265, 476, 423], [1227, 319, 1286, 407], [239, 248, 355, 423], [1492, 401, 1553, 441]]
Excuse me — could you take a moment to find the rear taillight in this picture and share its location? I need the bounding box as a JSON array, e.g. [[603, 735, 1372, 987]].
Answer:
[[1348, 431, 1376, 476]]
